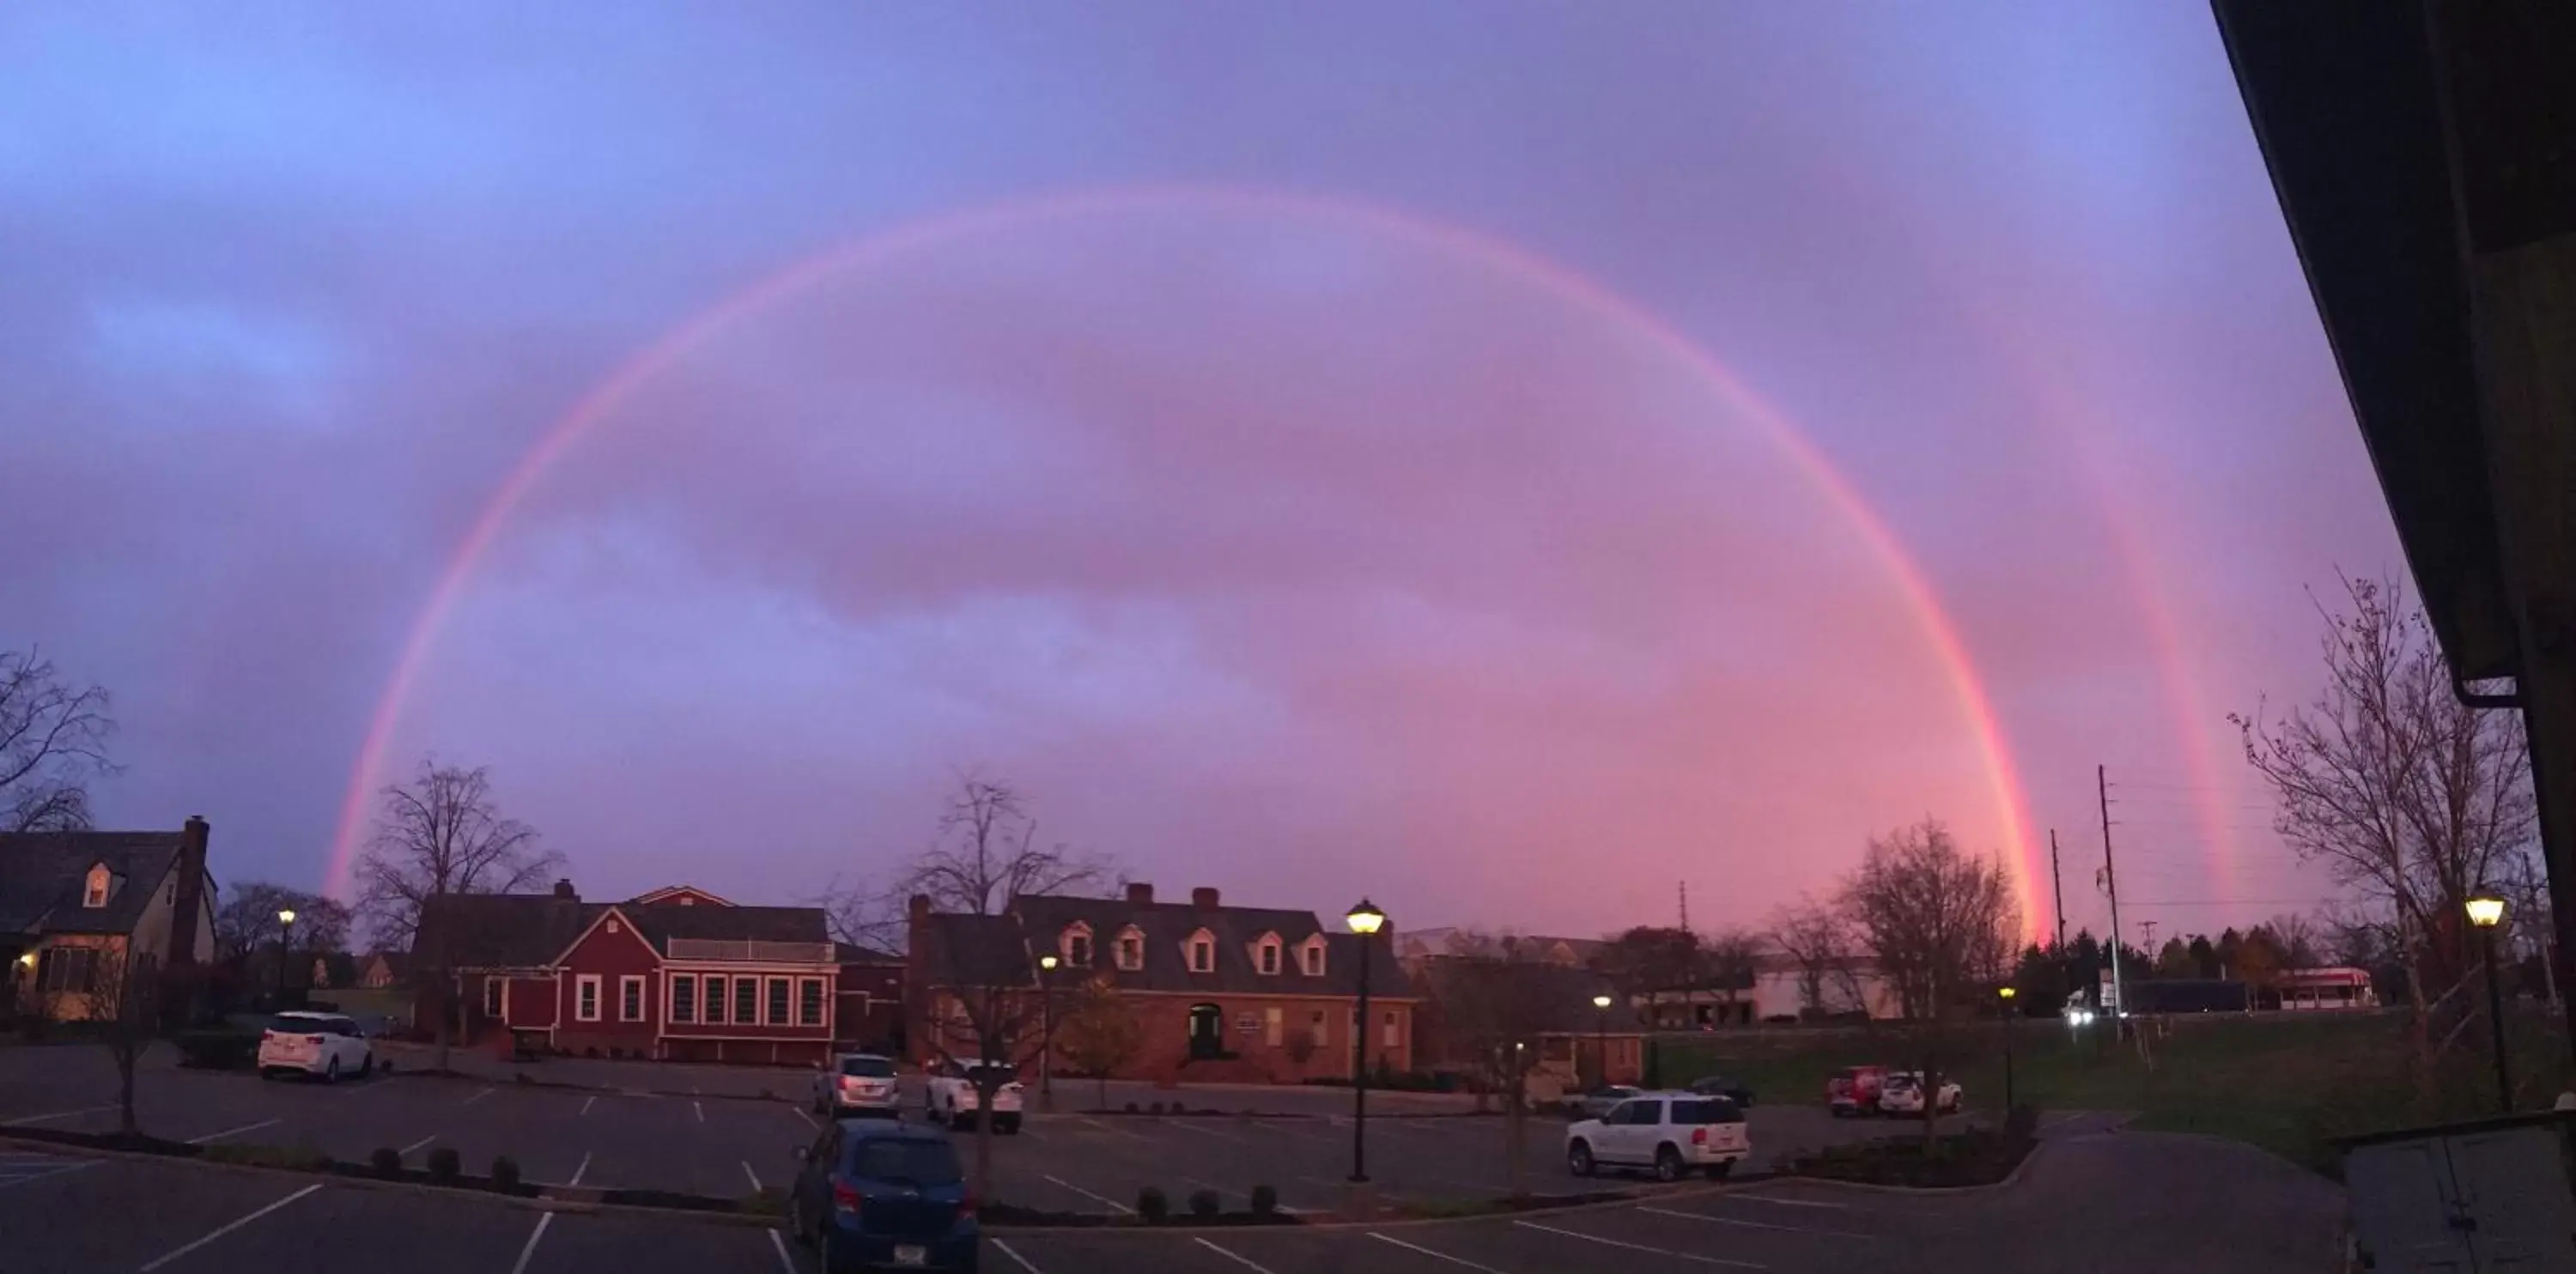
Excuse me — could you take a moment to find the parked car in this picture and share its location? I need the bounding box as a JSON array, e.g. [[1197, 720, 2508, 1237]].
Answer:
[[1571, 1084, 1642, 1120], [1826, 1065, 1888, 1117], [788, 1119, 980, 1272], [1876, 1071, 1961, 1117], [926, 1059, 1024, 1133], [814, 1053, 903, 1119], [256, 1010, 374, 1082], [1687, 1073, 1755, 1107], [1564, 1092, 1751, 1181]]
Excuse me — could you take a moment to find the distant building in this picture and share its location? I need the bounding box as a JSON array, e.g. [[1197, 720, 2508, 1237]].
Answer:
[[1, 818, 216, 1022], [1411, 956, 1645, 1088], [1398, 927, 1602, 968], [2270, 967, 2379, 1011]]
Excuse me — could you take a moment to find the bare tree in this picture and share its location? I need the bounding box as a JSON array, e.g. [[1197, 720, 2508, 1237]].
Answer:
[[1418, 956, 1571, 1198], [76, 945, 159, 1138], [2234, 576, 2537, 1071], [0, 647, 117, 834], [2266, 912, 2325, 970], [1766, 895, 1867, 1018], [811, 874, 907, 956], [1838, 819, 2017, 1146], [355, 759, 556, 1071], [216, 883, 352, 964], [1051, 974, 1142, 1113]]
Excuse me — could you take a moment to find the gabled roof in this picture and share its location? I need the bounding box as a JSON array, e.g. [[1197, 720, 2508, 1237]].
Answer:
[[0, 830, 195, 937], [1010, 893, 1411, 998], [625, 904, 829, 951], [414, 893, 603, 971], [630, 884, 734, 907]]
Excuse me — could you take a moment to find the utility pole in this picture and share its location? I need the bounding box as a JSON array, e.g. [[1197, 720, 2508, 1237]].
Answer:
[[2140, 920, 2160, 958], [2099, 765, 2127, 1027], [1678, 881, 1690, 935], [2050, 829, 2067, 951]]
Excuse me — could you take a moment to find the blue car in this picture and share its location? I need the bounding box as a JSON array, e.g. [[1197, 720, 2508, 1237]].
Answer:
[[789, 1120, 980, 1272]]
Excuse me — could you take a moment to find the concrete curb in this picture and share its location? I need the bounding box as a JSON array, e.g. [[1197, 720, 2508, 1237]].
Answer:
[[1773, 1137, 2050, 1196]]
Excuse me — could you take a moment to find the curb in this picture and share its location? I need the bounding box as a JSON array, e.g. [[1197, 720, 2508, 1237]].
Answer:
[[1774, 1138, 2049, 1196], [374, 1063, 792, 1107]]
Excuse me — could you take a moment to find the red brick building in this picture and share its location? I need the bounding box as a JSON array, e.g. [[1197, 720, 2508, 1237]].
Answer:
[[413, 881, 899, 1065], [908, 883, 1419, 1084]]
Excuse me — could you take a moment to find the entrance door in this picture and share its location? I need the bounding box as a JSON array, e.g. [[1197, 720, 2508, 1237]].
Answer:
[[1187, 1003, 1224, 1059]]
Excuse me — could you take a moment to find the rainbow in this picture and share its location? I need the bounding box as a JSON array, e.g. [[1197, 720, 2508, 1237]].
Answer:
[[326, 184, 2046, 932]]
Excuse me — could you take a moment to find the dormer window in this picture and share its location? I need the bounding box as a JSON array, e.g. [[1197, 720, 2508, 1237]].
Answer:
[[1115, 926, 1145, 971], [1254, 932, 1283, 975], [1186, 929, 1216, 974], [1061, 922, 1094, 968], [1299, 935, 1327, 977], [82, 864, 112, 909]]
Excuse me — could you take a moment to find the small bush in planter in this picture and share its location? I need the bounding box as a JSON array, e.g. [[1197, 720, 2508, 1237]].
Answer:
[[1123, 1102, 1139, 1113], [369, 1147, 404, 1179], [490, 1156, 522, 1191], [1188, 1189, 1220, 1219], [1249, 1184, 1279, 1216], [426, 1146, 461, 1183], [1147, 1101, 1166, 1115], [1136, 1186, 1169, 1222]]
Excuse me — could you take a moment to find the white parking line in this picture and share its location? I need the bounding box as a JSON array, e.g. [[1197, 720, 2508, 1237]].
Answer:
[[741, 1160, 762, 1191], [463, 1088, 495, 1107], [1040, 1173, 1135, 1214], [0, 1160, 94, 1192], [1732, 1192, 1851, 1210], [139, 1182, 322, 1271], [1167, 1120, 1255, 1145], [694, 1101, 705, 1123], [793, 1106, 817, 1127], [989, 1237, 1042, 1273], [1072, 1116, 1148, 1142], [567, 1150, 592, 1187], [1639, 1205, 1876, 1239], [1370, 1233, 1510, 1272], [398, 1134, 438, 1156], [186, 1118, 280, 1144], [1192, 1237, 1279, 1273], [1512, 1219, 1767, 1268], [3, 1104, 114, 1125], [507, 1212, 553, 1274], [767, 1228, 794, 1274], [580, 1095, 598, 1116]]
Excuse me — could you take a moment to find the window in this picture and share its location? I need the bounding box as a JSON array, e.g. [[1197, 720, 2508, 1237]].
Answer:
[[483, 979, 503, 1018], [1619, 1100, 1665, 1126], [1382, 1010, 1399, 1048], [1264, 1007, 1283, 1046], [1671, 1099, 1741, 1125], [575, 974, 601, 1022], [1115, 929, 1145, 971], [1299, 937, 1326, 977], [1061, 925, 1093, 967], [605, 918, 622, 933], [734, 976, 758, 1025], [703, 976, 726, 1024], [620, 975, 646, 1022], [766, 976, 790, 1025], [799, 978, 825, 1028], [36, 947, 94, 994], [1186, 930, 1215, 974], [1308, 1009, 1328, 1046], [1255, 935, 1281, 975], [82, 864, 111, 908], [671, 975, 697, 1024]]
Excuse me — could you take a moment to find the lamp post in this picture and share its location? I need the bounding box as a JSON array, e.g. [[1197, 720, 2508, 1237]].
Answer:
[[1591, 992, 1613, 1088], [1998, 986, 2018, 1112], [1036, 953, 1059, 1112], [2467, 892, 2512, 1113], [1346, 898, 1387, 1185], [276, 908, 298, 1004]]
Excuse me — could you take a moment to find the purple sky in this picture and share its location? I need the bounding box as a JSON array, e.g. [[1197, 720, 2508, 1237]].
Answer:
[[0, 3, 2394, 943]]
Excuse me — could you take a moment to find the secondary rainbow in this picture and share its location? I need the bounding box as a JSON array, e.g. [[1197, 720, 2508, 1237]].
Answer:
[[326, 184, 2047, 930]]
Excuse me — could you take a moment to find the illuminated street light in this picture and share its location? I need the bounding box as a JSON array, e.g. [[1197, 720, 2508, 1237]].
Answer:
[[2466, 891, 2512, 1112], [1345, 898, 1387, 1185]]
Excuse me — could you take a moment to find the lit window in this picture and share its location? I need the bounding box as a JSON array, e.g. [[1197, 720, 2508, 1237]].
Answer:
[[620, 976, 646, 1022], [799, 978, 825, 1027], [82, 865, 111, 909], [575, 975, 601, 1022], [606, 918, 621, 934], [671, 975, 697, 1024]]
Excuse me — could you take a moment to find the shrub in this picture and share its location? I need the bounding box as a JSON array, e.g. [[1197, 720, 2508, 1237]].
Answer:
[[514, 1071, 536, 1085], [1147, 1101, 1166, 1115], [426, 1146, 461, 1183], [1249, 1184, 1279, 1216], [1188, 1189, 1220, 1219], [2004, 1103, 2039, 1144], [1136, 1186, 1169, 1222], [1123, 1102, 1139, 1113], [369, 1147, 403, 1179], [202, 1144, 332, 1171], [738, 1186, 787, 1216], [489, 1156, 522, 1191]]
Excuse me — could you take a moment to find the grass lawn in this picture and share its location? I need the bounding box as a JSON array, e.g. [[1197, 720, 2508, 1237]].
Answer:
[[1654, 1005, 2571, 1174]]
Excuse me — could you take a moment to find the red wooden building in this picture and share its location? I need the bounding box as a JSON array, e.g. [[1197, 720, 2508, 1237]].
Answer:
[[412, 882, 902, 1065]]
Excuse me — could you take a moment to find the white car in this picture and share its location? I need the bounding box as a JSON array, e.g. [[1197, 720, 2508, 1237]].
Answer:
[[1877, 1071, 1961, 1117], [811, 1052, 902, 1118], [1564, 1091, 1750, 1181], [257, 1011, 374, 1082], [925, 1059, 1024, 1133]]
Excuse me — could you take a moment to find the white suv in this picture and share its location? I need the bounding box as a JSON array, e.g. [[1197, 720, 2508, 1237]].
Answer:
[[811, 1053, 902, 1118], [257, 1011, 374, 1082], [925, 1059, 1024, 1133], [1565, 1092, 1750, 1181]]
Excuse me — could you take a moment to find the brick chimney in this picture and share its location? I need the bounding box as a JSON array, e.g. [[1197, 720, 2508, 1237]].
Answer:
[[1125, 882, 1154, 906], [1192, 886, 1221, 909], [166, 816, 210, 967], [552, 879, 577, 900]]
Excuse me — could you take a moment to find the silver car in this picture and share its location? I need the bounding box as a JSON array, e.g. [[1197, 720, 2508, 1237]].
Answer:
[[811, 1052, 902, 1118], [1573, 1084, 1642, 1120]]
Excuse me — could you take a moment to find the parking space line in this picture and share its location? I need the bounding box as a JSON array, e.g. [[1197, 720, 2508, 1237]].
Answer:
[[3, 1104, 115, 1125], [1192, 1236, 1278, 1273], [1639, 1205, 1875, 1240], [695, 1101, 706, 1123], [990, 1237, 1042, 1273], [507, 1212, 554, 1274], [398, 1134, 438, 1156], [567, 1150, 592, 1186], [1168, 1120, 1255, 1145], [793, 1106, 817, 1127], [1369, 1233, 1510, 1272], [139, 1182, 323, 1271], [186, 1118, 280, 1144], [463, 1088, 495, 1107], [1512, 1219, 1766, 1268], [1072, 1116, 1148, 1141], [767, 1228, 794, 1274], [742, 1160, 763, 1191], [580, 1095, 598, 1116], [0, 1161, 94, 1192], [1040, 1173, 1135, 1214], [1731, 1192, 1850, 1210]]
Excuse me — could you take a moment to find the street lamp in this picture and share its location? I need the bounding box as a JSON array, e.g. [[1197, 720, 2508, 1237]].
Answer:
[[1591, 992, 1613, 1088], [1346, 898, 1387, 1185], [276, 908, 298, 1003], [2467, 891, 2512, 1113], [1036, 953, 1060, 1112], [1998, 986, 2018, 1111]]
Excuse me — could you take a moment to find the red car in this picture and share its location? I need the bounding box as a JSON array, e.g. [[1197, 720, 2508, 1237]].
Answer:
[[1826, 1065, 1888, 1117]]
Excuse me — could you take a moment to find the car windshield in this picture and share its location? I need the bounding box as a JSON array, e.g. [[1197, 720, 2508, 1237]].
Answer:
[[1671, 1098, 1743, 1124], [838, 1057, 896, 1077], [842, 1138, 964, 1186]]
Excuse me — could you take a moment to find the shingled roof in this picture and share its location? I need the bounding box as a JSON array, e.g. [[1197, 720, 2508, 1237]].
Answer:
[[0, 830, 198, 937], [916, 886, 1414, 998], [413, 892, 601, 971], [624, 904, 828, 950]]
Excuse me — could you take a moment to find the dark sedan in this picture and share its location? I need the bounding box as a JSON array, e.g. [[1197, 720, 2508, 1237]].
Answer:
[[1688, 1073, 1755, 1107]]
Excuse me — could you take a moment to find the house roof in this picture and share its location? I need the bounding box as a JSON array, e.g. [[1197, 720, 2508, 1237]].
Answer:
[[0, 830, 197, 937], [624, 904, 829, 950], [1008, 893, 1413, 998], [414, 893, 603, 971], [914, 913, 1035, 990], [835, 941, 903, 966]]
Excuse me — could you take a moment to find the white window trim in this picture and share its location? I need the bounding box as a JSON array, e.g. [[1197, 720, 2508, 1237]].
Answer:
[[1300, 937, 1327, 977], [1185, 928, 1217, 974], [619, 974, 647, 1022], [82, 865, 111, 909], [797, 976, 827, 1028], [574, 974, 602, 1022], [483, 977, 504, 1018], [1115, 927, 1146, 971], [1060, 922, 1093, 967], [732, 976, 759, 1024], [1252, 931, 1283, 976], [669, 974, 697, 1024], [764, 975, 791, 1026], [701, 974, 726, 1024]]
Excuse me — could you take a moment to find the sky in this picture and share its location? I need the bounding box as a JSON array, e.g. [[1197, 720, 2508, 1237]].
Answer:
[[0, 3, 2400, 944]]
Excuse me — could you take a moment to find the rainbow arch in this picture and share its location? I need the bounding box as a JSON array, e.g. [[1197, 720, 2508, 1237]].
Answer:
[[327, 183, 2046, 931]]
